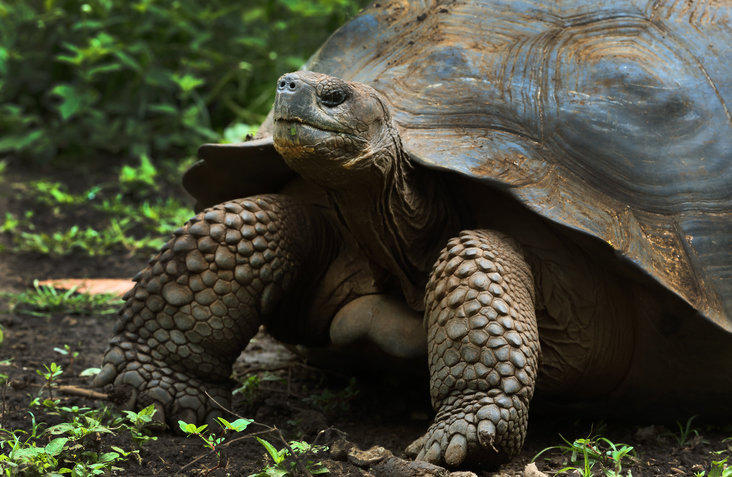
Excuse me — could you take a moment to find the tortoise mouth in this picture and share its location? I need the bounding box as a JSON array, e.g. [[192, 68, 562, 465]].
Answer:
[[273, 117, 362, 147], [274, 116, 343, 134]]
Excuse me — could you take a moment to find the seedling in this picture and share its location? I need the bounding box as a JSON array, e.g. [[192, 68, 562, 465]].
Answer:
[[178, 417, 253, 472], [121, 404, 159, 447], [252, 437, 329, 476], [36, 363, 62, 400], [54, 344, 80, 368], [672, 415, 701, 446], [599, 437, 635, 476]]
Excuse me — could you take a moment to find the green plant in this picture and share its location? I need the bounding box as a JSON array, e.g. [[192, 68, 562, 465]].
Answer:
[[0, 429, 69, 476], [696, 457, 732, 477], [0, 0, 368, 166], [533, 432, 635, 477], [36, 362, 63, 400], [2, 174, 195, 258], [12, 219, 167, 256], [25, 180, 90, 206], [672, 415, 701, 446], [119, 154, 158, 195], [234, 375, 261, 401], [600, 438, 635, 476], [178, 417, 253, 472], [0, 405, 121, 475], [5, 280, 123, 317], [47, 413, 114, 441], [0, 383, 149, 476], [0, 211, 30, 234], [120, 404, 158, 447], [54, 344, 80, 368], [252, 437, 329, 477]]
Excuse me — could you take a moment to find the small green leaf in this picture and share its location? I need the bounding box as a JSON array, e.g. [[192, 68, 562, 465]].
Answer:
[[178, 420, 199, 434], [50, 85, 83, 120], [48, 422, 76, 435], [79, 367, 101, 377], [137, 403, 157, 421], [311, 465, 330, 475], [45, 437, 69, 456], [99, 451, 120, 462], [218, 417, 252, 432], [171, 73, 204, 94], [256, 437, 284, 464]]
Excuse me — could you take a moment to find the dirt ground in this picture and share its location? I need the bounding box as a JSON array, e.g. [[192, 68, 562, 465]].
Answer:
[[0, 167, 730, 476]]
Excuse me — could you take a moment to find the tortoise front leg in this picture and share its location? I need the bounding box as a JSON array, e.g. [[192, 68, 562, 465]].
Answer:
[[94, 194, 334, 427], [407, 230, 539, 467]]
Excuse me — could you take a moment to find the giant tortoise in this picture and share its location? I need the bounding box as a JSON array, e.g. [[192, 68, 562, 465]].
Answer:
[[95, 0, 732, 467]]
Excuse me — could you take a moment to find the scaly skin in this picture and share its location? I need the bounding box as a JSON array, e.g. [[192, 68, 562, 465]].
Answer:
[[94, 194, 330, 427], [407, 230, 539, 466]]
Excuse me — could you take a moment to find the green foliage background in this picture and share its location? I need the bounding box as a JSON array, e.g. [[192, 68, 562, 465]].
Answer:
[[0, 0, 368, 165]]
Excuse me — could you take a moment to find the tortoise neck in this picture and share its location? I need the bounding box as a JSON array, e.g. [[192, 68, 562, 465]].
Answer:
[[329, 135, 458, 309]]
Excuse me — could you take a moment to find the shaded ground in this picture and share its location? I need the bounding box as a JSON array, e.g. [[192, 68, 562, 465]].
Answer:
[[0, 167, 730, 476]]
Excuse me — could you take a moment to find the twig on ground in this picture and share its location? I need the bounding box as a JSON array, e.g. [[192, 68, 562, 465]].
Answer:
[[57, 385, 108, 400]]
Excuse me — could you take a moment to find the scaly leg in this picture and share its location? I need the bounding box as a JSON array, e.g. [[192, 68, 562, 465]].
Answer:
[[94, 194, 334, 426], [407, 230, 539, 466]]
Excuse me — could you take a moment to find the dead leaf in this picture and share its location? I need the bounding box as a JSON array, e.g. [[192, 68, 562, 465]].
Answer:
[[37, 278, 134, 297]]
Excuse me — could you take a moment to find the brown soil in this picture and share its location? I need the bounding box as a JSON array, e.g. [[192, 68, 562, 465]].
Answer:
[[0, 166, 730, 476]]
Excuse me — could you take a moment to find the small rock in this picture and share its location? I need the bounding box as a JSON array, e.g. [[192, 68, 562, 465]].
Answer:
[[450, 471, 478, 477], [348, 445, 391, 467], [523, 462, 548, 477]]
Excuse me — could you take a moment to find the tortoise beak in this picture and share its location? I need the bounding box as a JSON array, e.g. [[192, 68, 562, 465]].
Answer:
[[273, 73, 316, 124]]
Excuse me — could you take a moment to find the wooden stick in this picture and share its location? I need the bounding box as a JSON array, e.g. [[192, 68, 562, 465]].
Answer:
[[57, 385, 108, 400]]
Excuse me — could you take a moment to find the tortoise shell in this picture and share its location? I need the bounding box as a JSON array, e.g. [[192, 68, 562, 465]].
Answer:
[[184, 0, 731, 330]]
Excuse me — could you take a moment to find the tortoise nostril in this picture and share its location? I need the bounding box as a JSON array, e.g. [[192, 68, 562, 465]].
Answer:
[[279, 81, 286, 88], [288, 82, 296, 90]]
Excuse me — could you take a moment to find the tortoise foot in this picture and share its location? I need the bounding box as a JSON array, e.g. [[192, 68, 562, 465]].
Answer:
[[94, 340, 231, 429], [406, 391, 523, 467]]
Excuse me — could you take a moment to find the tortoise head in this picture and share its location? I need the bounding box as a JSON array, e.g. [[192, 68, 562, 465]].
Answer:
[[272, 71, 400, 187]]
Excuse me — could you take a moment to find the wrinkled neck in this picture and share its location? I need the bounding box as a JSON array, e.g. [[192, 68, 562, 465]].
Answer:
[[328, 136, 458, 310]]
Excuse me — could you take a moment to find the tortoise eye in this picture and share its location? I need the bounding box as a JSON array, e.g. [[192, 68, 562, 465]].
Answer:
[[320, 88, 348, 107]]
